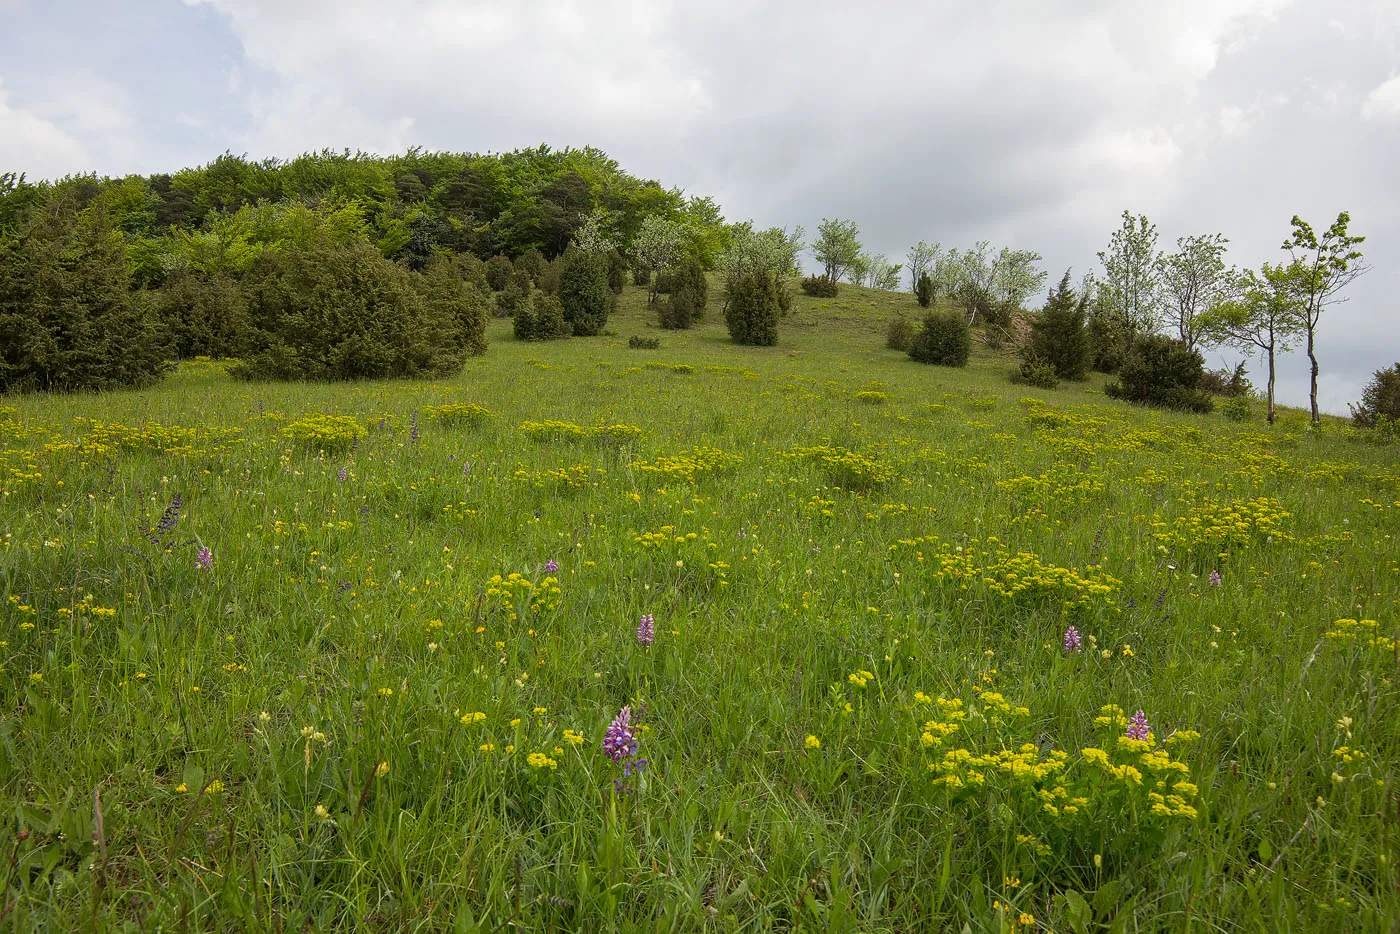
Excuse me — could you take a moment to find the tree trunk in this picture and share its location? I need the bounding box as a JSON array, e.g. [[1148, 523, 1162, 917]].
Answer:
[[1266, 345, 1276, 424], [1307, 324, 1320, 424]]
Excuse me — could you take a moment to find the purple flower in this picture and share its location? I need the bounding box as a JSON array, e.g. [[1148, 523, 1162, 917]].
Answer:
[[636, 613, 655, 647], [196, 546, 213, 571], [337, 465, 347, 482], [543, 559, 559, 574], [1208, 570, 1221, 586], [1125, 710, 1152, 741], [603, 706, 638, 763], [1063, 625, 1082, 653]]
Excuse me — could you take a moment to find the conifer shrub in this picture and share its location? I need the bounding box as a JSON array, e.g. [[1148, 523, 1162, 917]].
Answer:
[[558, 249, 610, 336], [231, 235, 464, 381], [1105, 334, 1213, 412], [886, 314, 916, 352], [1087, 315, 1128, 373], [515, 292, 569, 341], [485, 254, 513, 291], [801, 275, 838, 297], [1221, 396, 1253, 422], [673, 257, 708, 316], [908, 309, 971, 367], [515, 248, 546, 285], [539, 257, 563, 295], [1013, 356, 1060, 389], [1350, 362, 1400, 429], [1201, 363, 1251, 397], [627, 335, 660, 349], [414, 259, 490, 357], [607, 249, 627, 295], [0, 191, 173, 393], [659, 288, 697, 330], [915, 272, 934, 308], [494, 279, 530, 318], [724, 271, 779, 346], [1023, 271, 1090, 381], [155, 271, 249, 359]]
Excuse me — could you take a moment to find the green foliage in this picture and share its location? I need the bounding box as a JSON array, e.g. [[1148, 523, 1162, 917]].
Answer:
[[606, 249, 627, 294], [659, 287, 698, 330], [1023, 270, 1090, 381], [280, 413, 365, 453], [154, 272, 249, 359], [724, 271, 780, 346], [1105, 334, 1213, 413], [0, 190, 173, 393], [885, 314, 916, 352], [413, 259, 490, 358], [1201, 363, 1251, 398], [801, 275, 838, 297], [1086, 310, 1128, 374], [627, 335, 660, 349], [632, 265, 652, 287], [1221, 395, 1253, 422], [812, 217, 861, 283], [915, 271, 933, 308], [1014, 356, 1060, 389], [231, 233, 465, 381], [514, 291, 570, 341], [1350, 362, 1400, 428], [515, 248, 546, 285], [494, 279, 531, 318], [485, 254, 514, 291], [557, 249, 610, 336], [909, 309, 971, 367], [673, 257, 708, 315]]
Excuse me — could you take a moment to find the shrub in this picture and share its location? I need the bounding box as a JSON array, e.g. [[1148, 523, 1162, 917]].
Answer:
[[515, 292, 569, 341], [632, 266, 652, 288], [1221, 396, 1253, 422], [1105, 334, 1213, 412], [1087, 314, 1128, 373], [155, 271, 249, 359], [485, 254, 514, 291], [673, 257, 709, 316], [494, 279, 530, 318], [423, 402, 493, 427], [414, 259, 490, 357], [1202, 362, 1252, 397], [606, 249, 627, 295], [538, 257, 563, 295], [628, 335, 660, 350], [908, 309, 971, 367], [915, 272, 933, 308], [1023, 271, 1089, 381], [886, 314, 916, 352], [1349, 362, 1400, 428], [800, 275, 838, 297], [515, 249, 546, 285], [0, 190, 173, 393], [1014, 356, 1060, 389], [659, 288, 698, 330], [724, 271, 780, 346], [558, 249, 610, 336], [232, 234, 465, 381]]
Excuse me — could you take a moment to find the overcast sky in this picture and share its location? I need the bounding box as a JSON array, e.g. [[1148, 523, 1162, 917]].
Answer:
[[2, 0, 1396, 412]]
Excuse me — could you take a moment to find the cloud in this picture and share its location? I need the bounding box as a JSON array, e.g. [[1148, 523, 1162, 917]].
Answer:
[[0, 77, 89, 177], [1361, 73, 1400, 121]]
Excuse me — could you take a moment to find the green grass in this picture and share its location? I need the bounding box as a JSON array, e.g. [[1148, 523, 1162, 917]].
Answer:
[[1, 284, 1397, 931]]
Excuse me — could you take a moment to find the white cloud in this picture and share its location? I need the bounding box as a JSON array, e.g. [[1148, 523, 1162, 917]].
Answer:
[[0, 77, 89, 177], [1361, 73, 1400, 121]]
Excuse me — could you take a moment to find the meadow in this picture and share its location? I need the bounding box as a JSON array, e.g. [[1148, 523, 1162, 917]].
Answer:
[[1, 284, 1397, 931]]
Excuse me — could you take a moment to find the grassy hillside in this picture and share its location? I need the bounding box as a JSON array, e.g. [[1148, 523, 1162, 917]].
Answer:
[[1, 284, 1396, 930]]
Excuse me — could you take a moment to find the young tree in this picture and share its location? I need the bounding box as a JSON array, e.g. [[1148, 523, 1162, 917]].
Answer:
[[1280, 211, 1368, 424], [1159, 233, 1231, 351], [906, 241, 941, 295], [948, 241, 995, 325], [811, 218, 861, 283], [1097, 210, 1163, 339], [989, 247, 1048, 326], [1199, 263, 1301, 424], [1349, 362, 1400, 429], [719, 222, 802, 345], [914, 272, 934, 308], [1024, 270, 1090, 381], [631, 214, 684, 304], [869, 254, 902, 291]]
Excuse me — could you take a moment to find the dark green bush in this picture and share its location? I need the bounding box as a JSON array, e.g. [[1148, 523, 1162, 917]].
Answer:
[[915, 272, 933, 308], [607, 249, 627, 294], [1105, 334, 1212, 412], [156, 271, 249, 359], [1350, 362, 1400, 428], [724, 271, 779, 346], [628, 335, 660, 350], [673, 258, 708, 316], [515, 248, 546, 285], [908, 309, 970, 367], [539, 257, 563, 295], [414, 259, 490, 357], [659, 288, 697, 330], [1202, 362, 1252, 397], [514, 291, 569, 341], [0, 191, 173, 393], [1221, 396, 1253, 422], [231, 234, 464, 381], [886, 315, 916, 352], [494, 279, 530, 318], [558, 249, 610, 336], [801, 275, 838, 298], [632, 266, 652, 288], [1087, 314, 1128, 373], [1023, 271, 1090, 381], [485, 254, 514, 291], [1013, 356, 1059, 389]]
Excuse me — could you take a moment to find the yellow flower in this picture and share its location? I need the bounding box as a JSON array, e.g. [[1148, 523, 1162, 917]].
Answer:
[[374, 761, 390, 778], [1121, 644, 1134, 657], [510, 718, 522, 729], [527, 752, 558, 770], [479, 743, 496, 753], [314, 804, 329, 820], [204, 780, 225, 794], [563, 729, 584, 745], [175, 783, 188, 793], [805, 735, 821, 749]]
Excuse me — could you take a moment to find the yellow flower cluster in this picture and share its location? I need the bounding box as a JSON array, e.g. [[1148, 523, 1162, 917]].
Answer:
[[853, 390, 888, 404], [281, 414, 365, 454], [848, 670, 875, 688], [483, 573, 561, 620], [787, 445, 897, 491], [1324, 618, 1396, 652], [526, 752, 559, 770], [517, 420, 642, 445], [1153, 496, 1292, 557], [633, 446, 742, 484], [512, 464, 596, 489], [422, 402, 493, 426], [891, 537, 1120, 611]]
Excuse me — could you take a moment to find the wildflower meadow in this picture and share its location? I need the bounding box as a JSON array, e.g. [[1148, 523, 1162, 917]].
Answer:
[[1, 285, 1397, 931]]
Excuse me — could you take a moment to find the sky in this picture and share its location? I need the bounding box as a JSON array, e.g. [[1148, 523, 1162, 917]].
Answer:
[[2, 0, 1396, 413]]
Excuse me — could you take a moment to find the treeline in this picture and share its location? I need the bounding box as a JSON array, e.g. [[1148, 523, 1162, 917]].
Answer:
[[0, 147, 733, 391]]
